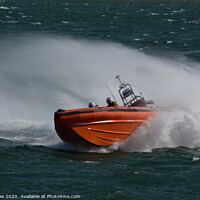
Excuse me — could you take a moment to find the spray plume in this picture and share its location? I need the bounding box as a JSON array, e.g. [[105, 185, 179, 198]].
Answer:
[[0, 35, 200, 151]]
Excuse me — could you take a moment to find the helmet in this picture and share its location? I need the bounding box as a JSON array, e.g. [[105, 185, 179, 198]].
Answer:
[[106, 97, 113, 104], [88, 102, 95, 108]]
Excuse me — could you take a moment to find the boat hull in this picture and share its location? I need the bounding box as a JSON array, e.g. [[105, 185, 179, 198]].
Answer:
[[54, 107, 160, 148]]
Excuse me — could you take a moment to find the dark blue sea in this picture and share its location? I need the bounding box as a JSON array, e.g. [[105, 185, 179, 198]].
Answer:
[[0, 0, 200, 199]]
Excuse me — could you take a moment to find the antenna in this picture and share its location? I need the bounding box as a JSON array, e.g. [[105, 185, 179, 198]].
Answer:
[[115, 75, 123, 84], [115, 75, 125, 88], [106, 84, 117, 102]]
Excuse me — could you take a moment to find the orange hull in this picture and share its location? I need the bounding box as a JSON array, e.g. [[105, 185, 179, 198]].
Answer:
[[54, 107, 160, 148]]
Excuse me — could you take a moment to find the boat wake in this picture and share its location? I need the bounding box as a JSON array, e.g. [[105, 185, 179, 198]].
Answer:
[[0, 120, 59, 147], [0, 35, 200, 153]]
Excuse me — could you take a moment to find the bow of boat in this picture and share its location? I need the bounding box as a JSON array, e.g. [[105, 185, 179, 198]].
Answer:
[[54, 107, 159, 147]]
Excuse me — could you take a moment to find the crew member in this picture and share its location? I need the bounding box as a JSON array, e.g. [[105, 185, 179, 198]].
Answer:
[[88, 102, 95, 108], [106, 97, 118, 107]]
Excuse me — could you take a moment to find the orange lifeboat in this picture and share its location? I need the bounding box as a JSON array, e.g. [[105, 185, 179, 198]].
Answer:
[[54, 75, 161, 148]]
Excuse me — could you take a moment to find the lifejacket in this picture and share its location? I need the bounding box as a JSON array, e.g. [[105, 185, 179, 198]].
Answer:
[[107, 101, 119, 107]]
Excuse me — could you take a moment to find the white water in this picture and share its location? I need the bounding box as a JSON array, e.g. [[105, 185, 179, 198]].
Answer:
[[119, 109, 200, 152], [0, 35, 200, 152]]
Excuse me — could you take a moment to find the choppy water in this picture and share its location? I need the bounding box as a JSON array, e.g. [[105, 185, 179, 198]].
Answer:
[[0, 0, 200, 199]]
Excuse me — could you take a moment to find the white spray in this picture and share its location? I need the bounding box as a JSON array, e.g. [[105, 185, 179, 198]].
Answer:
[[0, 35, 200, 151]]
